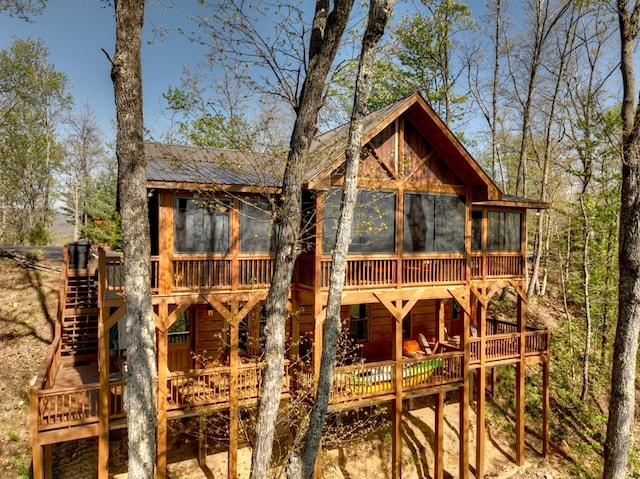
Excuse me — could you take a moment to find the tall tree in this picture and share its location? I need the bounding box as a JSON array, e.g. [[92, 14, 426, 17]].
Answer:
[[603, 2, 640, 478], [335, 0, 475, 129], [108, 1, 156, 477], [249, 2, 355, 477], [0, 37, 70, 244], [506, 0, 571, 197], [61, 103, 106, 241], [287, 2, 394, 477]]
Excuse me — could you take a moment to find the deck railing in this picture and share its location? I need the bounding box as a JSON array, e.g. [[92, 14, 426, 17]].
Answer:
[[402, 257, 466, 284], [331, 352, 464, 404], [166, 361, 290, 410], [471, 253, 524, 279], [525, 330, 550, 356], [321, 257, 398, 288], [469, 329, 549, 365], [36, 385, 100, 430], [102, 251, 529, 293], [172, 257, 232, 289]]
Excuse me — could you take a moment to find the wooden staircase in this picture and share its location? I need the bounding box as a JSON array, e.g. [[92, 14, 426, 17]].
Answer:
[[60, 268, 99, 361]]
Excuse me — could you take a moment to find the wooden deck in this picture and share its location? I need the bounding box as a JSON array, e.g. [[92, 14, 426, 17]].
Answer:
[[101, 251, 525, 295], [31, 325, 549, 436]]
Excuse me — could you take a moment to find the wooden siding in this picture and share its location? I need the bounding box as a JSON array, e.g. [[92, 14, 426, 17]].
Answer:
[[195, 306, 225, 365]]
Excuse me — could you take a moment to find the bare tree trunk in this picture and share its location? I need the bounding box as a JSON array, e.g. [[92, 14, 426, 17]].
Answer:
[[249, 2, 354, 478], [599, 226, 616, 364], [603, 2, 640, 478], [579, 195, 592, 402], [111, 1, 157, 478], [287, 2, 394, 478]]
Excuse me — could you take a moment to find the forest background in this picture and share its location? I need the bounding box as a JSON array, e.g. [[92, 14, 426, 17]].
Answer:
[[0, 0, 638, 477]]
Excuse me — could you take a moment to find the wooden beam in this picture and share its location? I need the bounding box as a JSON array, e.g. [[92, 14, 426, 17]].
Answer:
[[31, 441, 43, 479], [98, 305, 110, 479], [374, 288, 422, 321], [228, 301, 240, 479], [156, 302, 168, 479], [391, 302, 403, 478], [459, 304, 470, 479], [434, 392, 445, 479], [542, 359, 550, 457], [158, 191, 173, 295], [449, 288, 471, 317], [475, 297, 487, 479], [102, 304, 126, 335], [515, 295, 526, 465]]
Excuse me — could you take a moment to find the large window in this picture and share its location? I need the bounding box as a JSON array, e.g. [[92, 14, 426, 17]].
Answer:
[[471, 210, 483, 252], [174, 197, 230, 253], [487, 211, 522, 252], [322, 189, 396, 254], [403, 193, 466, 253], [349, 304, 369, 342], [240, 199, 277, 253]]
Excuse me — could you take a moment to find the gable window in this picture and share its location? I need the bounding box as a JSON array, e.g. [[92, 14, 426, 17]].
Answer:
[[240, 199, 277, 253], [322, 188, 396, 254], [174, 197, 230, 253], [403, 193, 466, 253], [487, 211, 521, 252], [349, 304, 369, 342]]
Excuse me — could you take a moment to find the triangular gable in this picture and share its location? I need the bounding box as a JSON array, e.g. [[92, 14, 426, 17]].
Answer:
[[307, 92, 501, 201]]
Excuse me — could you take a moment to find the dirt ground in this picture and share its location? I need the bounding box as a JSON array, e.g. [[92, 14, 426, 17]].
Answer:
[[0, 255, 564, 478], [0, 256, 58, 479]]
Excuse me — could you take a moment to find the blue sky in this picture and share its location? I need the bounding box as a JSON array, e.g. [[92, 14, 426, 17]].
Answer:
[[0, 1, 204, 139], [0, 0, 488, 142]]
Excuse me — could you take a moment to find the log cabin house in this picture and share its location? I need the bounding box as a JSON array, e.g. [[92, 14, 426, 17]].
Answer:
[[30, 92, 551, 478]]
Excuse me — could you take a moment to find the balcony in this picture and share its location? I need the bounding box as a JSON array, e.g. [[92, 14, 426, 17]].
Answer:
[[100, 249, 526, 296]]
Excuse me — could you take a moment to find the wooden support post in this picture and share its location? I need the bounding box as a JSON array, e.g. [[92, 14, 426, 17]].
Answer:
[[391, 301, 403, 479], [313, 303, 324, 380], [198, 416, 207, 466], [156, 302, 169, 479], [515, 296, 526, 465], [31, 441, 43, 479], [459, 305, 470, 479], [43, 445, 52, 479], [158, 192, 173, 295], [490, 367, 496, 397], [476, 296, 486, 479], [434, 392, 445, 479], [228, 301, 239, 479], [98, 306, 110, 479], [542, 359, 550, 457], [291, 294, 300, 362]]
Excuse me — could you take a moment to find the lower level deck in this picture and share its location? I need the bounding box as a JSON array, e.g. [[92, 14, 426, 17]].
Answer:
[[31, 326, 548, 443]]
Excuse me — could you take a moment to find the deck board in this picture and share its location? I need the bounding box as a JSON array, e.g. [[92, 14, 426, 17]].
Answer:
[[52, 362, 99, 389]]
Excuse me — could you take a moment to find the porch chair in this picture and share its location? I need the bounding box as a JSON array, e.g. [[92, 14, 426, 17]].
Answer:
[[417, 333, 437, 355]]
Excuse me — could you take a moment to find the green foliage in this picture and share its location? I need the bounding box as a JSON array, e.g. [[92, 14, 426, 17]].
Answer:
[[332, 0, 475, 128], [24, 248, 43, 262], [7, 428, 19, 442], [28, 223, 48, 246], [78, 160, 121, 250], [0, 37, 71, 244], [163, 81, 264, 151]]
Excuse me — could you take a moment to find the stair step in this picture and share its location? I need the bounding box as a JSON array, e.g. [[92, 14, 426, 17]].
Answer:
[[64, 307, 100, 317]]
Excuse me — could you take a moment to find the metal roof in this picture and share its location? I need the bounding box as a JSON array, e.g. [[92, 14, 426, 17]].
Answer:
[[143, 93, 550, 209], [145, 142, 285, 188]]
